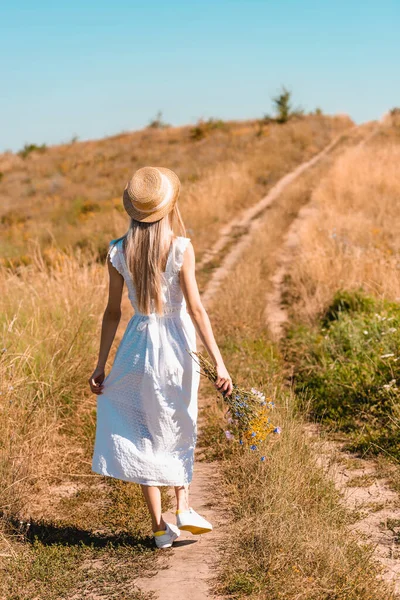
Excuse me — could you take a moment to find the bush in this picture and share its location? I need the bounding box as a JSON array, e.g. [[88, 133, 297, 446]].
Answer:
[[18, 143, 47, 159], [285, 289, 400, 460], [189, 117, 228, 141], [271, 87, 304, 124], [147, 110, 170, 129], [1, 210, 27, 226]]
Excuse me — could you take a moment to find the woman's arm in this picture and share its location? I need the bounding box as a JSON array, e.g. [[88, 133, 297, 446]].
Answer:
[[180, 241, 233, 396], [88, 257, 124, 395]]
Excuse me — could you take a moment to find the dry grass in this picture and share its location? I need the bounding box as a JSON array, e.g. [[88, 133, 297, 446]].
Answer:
[[0, 245, 105, 517], [0, 114, 358, 597], [0, 115, 352, 517], [0, 115, 351, 265], [286, 126, 400, 324]]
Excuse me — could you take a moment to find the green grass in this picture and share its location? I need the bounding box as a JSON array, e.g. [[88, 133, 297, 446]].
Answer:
[[285, 289, 400, 461]]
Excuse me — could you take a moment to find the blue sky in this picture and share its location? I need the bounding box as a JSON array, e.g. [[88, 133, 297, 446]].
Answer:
[[1, 0, 399, 152]]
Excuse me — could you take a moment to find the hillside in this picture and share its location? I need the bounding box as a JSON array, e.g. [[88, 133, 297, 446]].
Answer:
[[0, 115, 351, 266], [5, 113, 400, 599]]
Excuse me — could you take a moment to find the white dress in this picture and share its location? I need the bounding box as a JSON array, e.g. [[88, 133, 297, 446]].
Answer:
[[91, 236, 200, 486]]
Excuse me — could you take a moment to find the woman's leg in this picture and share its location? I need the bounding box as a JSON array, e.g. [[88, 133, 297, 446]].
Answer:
[[140, 485, 167, 532], [174, 484, 190, 511]]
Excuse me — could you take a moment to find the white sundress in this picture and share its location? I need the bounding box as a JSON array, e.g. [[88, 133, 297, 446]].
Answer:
[[91, 235, 200, 487]]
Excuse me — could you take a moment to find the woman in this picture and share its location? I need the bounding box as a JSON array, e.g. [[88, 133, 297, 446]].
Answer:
[[90, 166, 233, 549]]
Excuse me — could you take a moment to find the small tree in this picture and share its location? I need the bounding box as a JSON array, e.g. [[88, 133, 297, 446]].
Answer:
[[18, 143, 47, 159], [271, 87, 303, 123], [272, 86, 292, 123], [147, 111, 170, 129]]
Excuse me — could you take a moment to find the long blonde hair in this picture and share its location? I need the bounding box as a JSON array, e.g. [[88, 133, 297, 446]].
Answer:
[[115, 204, 186, 315]]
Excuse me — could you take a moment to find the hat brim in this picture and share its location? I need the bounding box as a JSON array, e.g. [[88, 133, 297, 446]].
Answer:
[[123, 167, 181, 223]]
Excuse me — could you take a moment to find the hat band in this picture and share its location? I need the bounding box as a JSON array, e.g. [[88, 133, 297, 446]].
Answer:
[[130, 173, 174, 215]]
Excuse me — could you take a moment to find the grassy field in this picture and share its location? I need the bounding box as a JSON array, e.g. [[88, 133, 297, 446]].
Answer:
[[0, 114, 356, 598], [3, 111, 399, 598]]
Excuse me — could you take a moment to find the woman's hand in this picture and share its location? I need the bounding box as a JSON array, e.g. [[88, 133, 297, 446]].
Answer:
[[215, 363, 233, 396], [89, 366, 105, 395]]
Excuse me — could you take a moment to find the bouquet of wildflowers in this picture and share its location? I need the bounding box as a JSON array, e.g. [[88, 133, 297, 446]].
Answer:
[[190, 351, 281, 460]]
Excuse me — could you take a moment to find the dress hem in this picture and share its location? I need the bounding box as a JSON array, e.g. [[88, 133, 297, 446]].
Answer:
[[91, 467, 192, 487]]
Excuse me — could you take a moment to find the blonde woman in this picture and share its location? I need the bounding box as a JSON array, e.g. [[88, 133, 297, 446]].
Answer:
[[90, 167, 233, 549]]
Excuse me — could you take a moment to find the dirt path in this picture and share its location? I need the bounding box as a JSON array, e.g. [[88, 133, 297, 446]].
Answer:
[[264, 122, 400, 595], [134, 402, 228, 600], [132, 127, 368, 599], [305, 424, 400, 595]]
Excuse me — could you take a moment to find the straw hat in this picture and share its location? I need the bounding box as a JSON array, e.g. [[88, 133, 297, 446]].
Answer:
[[122, 166, 181, 223]]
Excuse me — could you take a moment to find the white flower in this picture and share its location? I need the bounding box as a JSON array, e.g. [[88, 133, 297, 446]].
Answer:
[[363, 330, 369, 335], [375, 313, 386, 321], [383, 379, 397, 390], [251, 387, 265, 401]]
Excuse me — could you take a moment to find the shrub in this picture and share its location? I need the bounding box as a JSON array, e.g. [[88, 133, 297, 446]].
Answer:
[[1, 210, 27, 226], [189, 117, 228, 141], [147, 110, 170, 129], [18, 143, 47, 159], [285, 289, 400, 460], [272, 87, 304, 124]]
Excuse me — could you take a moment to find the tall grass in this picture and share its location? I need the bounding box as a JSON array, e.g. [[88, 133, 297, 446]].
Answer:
[[285, 141, 400, 323], [0, 243, 105, 516]]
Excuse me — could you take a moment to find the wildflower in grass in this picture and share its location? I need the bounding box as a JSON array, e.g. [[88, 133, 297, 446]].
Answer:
[[225, 430, 234, 440], [250, 444, 257, 450], [260, 456, 266, 461], [273, 426, 281, 434], [383, 379, 397, 390]]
